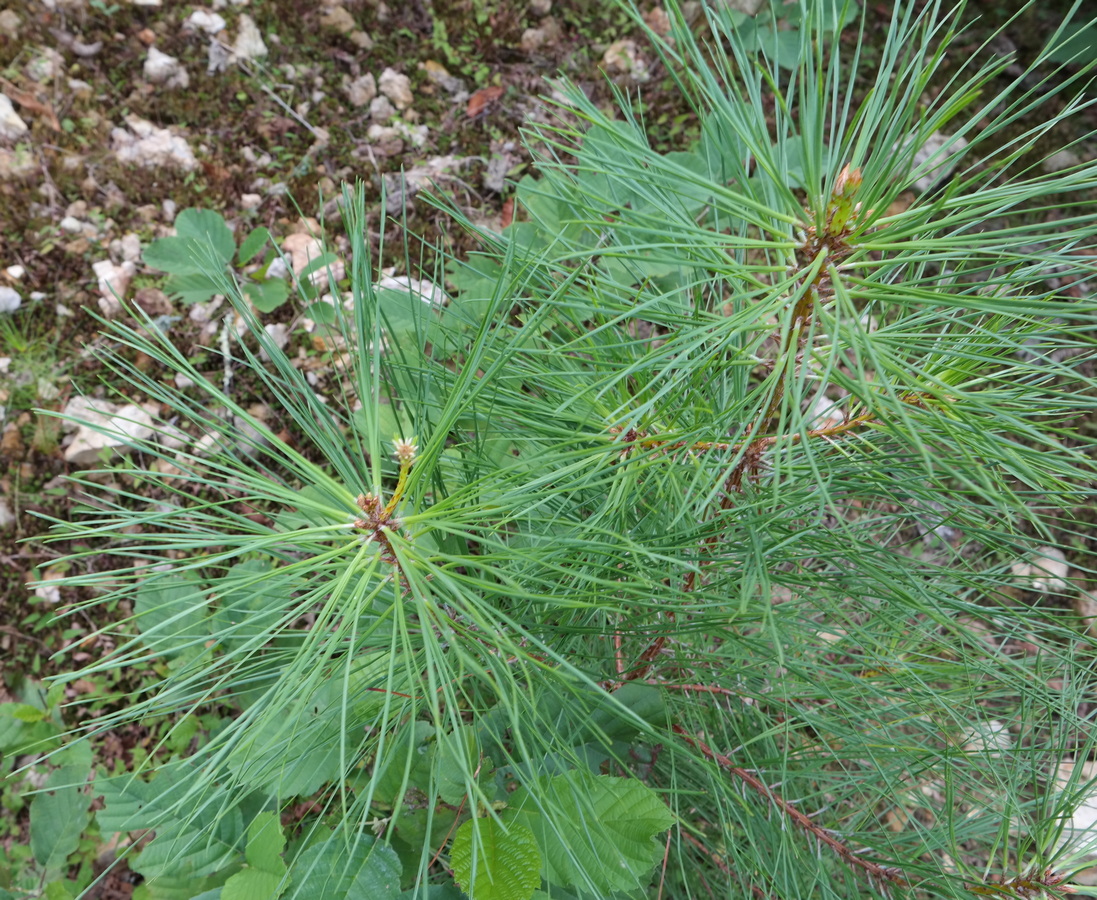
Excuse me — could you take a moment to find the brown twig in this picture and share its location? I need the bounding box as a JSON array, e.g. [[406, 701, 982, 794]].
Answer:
[[671, 725, 909, 889]]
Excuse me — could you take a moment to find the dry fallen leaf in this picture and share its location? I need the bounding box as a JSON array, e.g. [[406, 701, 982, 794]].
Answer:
[[467, 85, 504, 119]]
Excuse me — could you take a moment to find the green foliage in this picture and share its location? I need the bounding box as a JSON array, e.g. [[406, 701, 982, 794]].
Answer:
[[30, 1, 1097, 899], [451, 817, 541, 900], [144, 207, 291, 312]]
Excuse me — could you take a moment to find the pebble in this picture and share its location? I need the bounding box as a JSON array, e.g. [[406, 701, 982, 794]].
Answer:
[[0, 95, 28, 142], [120, 233, 142, 262], [232, 14, 268, 61], [320, 6, 356, 33], [0, 9, 21, 38], [603, 39, 650, 81], [345, 73, 377, 108], [1044, 149, 1081, 173], [111, 115, 197, 171], [0, 286, 21, 313], [60, 397, 157, 466], [349, 30, 373, 50], [144, 48, 190, 90], [1010, 546, 1071, 594], [907, 131, 969, 192], [370, 95, 395, 121], [379, 67, 413, 110], [185, 10, 227, 34]]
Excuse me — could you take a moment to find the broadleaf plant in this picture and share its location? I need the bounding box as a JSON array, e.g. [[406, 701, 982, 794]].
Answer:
[[144, 207, 291, 312], [35, 1, 1097, 898]]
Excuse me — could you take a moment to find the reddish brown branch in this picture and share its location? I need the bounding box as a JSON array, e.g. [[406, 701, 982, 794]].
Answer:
[[671, 725, 909, 889]]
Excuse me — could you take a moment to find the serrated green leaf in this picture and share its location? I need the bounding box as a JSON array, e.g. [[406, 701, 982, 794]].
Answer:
[[245, 812, 286, 875], [304, 298, 338, 324], [211, 560, 296, 652], [174, 209, 236, 266], [132, 805, 244, 880], [135, 572, 210, 656], [238, 227, 272, 265], [451, 817, 541, 900], [144, 237, 215, 276], [289, 836, 401, 900], [43, 882, 75, 900], [222, 867, 283, 900], [162, 271, 224, 305], [396, 887, 463, 900], [511, 773, 674, 893], [96, 770, 177, 834], [436, 724, 479, 806], [135, 875, 221, 900], [30, 765, 91, 871], [244, 278, 290, 313], [7, 703, 46, 723]]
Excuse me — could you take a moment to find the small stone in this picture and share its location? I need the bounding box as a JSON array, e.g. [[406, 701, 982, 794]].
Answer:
[[33, 569, 63, 604], [61, 397, 157, 466], [265, 257, 288, 280], [67, 78, 94, 99], [0, 497, 14, 530], [1011, 546, 1071, 595], [1055, 759, 1097, 862], [184, 10, 227, 34], [133, 286, 172, 317], [5, 265, 24, 280], [1044, 149, 1081, 173], [375, 274, 448, 308], [120, 233, 142, 262], [521, 24, 554, 54], [420, 60, 465, 97], [643, 6, 671, 35], [208, 37, 232, 74], [26, 48, 64, 83], [111, 115, 197, 171], [961, 719, 1011, 755], [1074, 589, 1097, 638], [370, 95, 395, 121], [345, 73, 377, 107], [0, 94, 29, 142], [240, 192, 262, 210], [528, 0, 551, 15], [907, 131, 969, 193], [0, 286, 21, 313], [233, 414, 269, 457], [60, 215, 84, 233], [378, 67, 413, 110], [232, 14, 268, 61], [261, 322, 290, 360], [320, 5, 356, 33], [282, 232, 344, 288], [367, 123, 401, 145], [144, 48, 190, 90], [349, 30, 374, 50], [136, 27, 157, 45], [603, 39, 650, 81], [0, 9, 21, 38], [93, 259, 136, 310]]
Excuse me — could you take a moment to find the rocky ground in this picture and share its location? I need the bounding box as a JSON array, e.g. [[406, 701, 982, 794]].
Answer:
[[0, 0, 1096, 891]]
